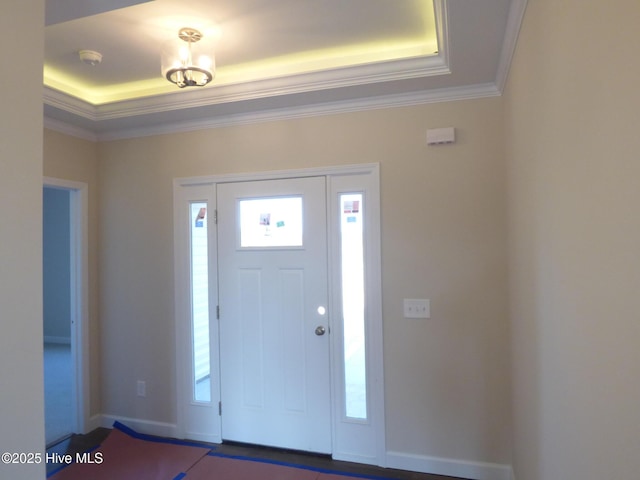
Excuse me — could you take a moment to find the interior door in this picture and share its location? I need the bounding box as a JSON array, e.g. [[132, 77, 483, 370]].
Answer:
[[217, 176, 331, 454]]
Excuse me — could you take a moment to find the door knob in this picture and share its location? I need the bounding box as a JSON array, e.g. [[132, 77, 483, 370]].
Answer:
[[315, 325, 326, 336]]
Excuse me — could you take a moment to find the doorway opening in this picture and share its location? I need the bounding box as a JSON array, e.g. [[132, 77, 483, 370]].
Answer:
[[43, 178, 89, 447]]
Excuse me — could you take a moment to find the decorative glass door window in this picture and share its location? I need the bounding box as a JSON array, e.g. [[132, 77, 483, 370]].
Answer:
[[239, 196, 303, 248], [340, 193, 367, 420]]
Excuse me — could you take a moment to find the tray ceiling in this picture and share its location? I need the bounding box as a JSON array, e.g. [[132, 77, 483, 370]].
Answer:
[[43, 0, 525, 140]]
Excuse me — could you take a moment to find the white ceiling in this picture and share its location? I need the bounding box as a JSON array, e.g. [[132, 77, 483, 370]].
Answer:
[[43, 0, 525, 141]]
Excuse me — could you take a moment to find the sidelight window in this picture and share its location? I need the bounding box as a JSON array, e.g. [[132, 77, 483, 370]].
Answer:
[[340, 193, 367, 420], [190, 202, 211, 403]]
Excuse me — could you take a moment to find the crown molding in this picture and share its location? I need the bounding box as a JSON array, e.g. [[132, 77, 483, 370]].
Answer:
[[495, 0, 529, 92], [43, 116, 98, 142], [40, 0, 521, 143], [90, 82, 500, 142], [44, 87, 96, 121], [44, 51, 451, 124], [44, 81, 501, 143], [43, 0, 451, 123], [433, 0, 450, 68]]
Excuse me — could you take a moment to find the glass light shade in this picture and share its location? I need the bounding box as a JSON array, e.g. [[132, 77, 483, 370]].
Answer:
[[161, 29, 216, 88]]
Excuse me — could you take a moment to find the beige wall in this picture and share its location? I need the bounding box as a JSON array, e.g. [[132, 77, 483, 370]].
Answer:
[[505, 1, 640, 479], [26, 1, 640, 476], [43, 129, 101, 417], [0, 3, 45, 479], [96, 98, 511, 465]]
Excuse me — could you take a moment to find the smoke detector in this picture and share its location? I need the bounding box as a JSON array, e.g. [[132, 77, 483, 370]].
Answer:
[[79, 50, 103, 66]]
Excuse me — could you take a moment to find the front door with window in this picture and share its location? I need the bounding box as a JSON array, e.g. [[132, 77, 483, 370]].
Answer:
[[217, 176, 331, 454]]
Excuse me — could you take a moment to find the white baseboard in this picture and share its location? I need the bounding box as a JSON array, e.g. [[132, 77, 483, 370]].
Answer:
[[44, 336, 71, 345], [93, 414, 514, 480], [386, 451, 513, 480], [99, 414, 178, 439]]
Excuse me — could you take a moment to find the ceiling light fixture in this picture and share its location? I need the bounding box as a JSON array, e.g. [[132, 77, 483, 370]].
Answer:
[[161, 27, 215, 88]]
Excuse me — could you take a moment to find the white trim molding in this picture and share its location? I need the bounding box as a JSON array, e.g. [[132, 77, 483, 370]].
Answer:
[[43, 44, 450, 128], [99, 414, 178, 439], [43, 116, 98, 142], [174, 163, 385, 465], [495, 0, 530, 92], [41, 0, 530, 143], [93, 83, 500, 142], [41, 0, 457, 141], [97, 414, 516, 480], [43, 177, 90, 436], [386, 451, 514, 480], [44, 81, 500, 142]]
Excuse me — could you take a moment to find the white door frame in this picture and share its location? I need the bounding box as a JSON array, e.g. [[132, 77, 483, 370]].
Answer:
[[174, 163, 385, 465], [43, 177, 90, 436]]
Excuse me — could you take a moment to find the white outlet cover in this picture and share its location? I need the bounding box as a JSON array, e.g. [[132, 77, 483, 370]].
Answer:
[[403, 299, 431, 318]]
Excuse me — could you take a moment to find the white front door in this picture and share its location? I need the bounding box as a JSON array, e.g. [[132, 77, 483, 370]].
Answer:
[[217, 176, 331, 454]]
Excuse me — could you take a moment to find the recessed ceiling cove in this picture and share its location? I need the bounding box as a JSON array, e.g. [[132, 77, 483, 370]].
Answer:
[[42, 0, 521, 140]]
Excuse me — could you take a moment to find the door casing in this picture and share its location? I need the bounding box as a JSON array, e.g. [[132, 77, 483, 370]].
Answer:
[[174, 163, 385, 466], [43, 177, 90, 438]]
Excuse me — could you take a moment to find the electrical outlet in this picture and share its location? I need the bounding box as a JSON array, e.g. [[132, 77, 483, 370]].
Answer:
[[403, 299, 430, 319], [137, 380, 146, 397]]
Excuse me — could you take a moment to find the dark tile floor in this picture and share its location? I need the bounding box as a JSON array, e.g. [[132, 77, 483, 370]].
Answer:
[[48, 428, 465, 480]]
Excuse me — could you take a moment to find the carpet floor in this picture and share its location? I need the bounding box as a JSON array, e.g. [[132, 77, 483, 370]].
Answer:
[[44, 343, 73, 446]]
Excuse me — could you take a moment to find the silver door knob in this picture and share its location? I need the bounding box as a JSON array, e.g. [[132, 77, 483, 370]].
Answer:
[[315, 326, 326, 336]]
